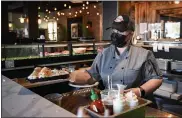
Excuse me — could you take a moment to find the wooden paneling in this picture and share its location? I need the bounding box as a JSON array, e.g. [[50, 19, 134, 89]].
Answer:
[[118, 1, 132, 15], [159, 8, 182, 19], [119, 1, 182, 23]]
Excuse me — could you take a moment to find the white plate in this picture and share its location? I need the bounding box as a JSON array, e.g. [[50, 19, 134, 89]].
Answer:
[[69, 82, 99, 88]]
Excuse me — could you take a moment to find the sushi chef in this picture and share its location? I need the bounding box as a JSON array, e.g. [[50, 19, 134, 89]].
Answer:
[[69, 15, 162, 98]]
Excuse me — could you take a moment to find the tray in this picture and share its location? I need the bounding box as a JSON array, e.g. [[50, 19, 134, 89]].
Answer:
[[26, 74, 69, 83], [51, 88, 151, 117], [84, 97, 152, 118], [54, 88, 100, 114]]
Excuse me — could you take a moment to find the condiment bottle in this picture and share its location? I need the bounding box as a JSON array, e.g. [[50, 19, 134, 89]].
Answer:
[[90, 89, 104, 114]]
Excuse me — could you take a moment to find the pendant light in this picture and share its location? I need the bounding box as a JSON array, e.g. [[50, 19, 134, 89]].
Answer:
[[38, 17, 42, 24], [19, 15, 25, 23], [9, 22, 13, 28]]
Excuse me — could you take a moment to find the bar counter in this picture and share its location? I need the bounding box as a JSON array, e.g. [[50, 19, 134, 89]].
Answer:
[[2, 75, 75, 117], [2, 75, 179, 117], [12, 78, 69, 88]]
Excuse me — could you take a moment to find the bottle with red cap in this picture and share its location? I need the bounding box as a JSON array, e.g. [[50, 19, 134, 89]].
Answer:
[[89, 89, 104, 114]]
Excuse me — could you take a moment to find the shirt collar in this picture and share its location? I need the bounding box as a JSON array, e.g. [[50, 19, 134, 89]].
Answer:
[[110, 45, 130, 59]]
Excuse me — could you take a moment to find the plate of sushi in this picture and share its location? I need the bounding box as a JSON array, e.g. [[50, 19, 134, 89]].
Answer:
[[27, 67, 69, 83]]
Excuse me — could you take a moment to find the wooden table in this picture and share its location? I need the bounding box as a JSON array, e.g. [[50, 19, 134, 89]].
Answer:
[[12, 78, 69, 88], [145, 107, 179, 118]]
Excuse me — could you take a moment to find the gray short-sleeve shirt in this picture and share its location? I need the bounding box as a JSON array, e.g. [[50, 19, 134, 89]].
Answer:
[[87, 45, 162, 89]]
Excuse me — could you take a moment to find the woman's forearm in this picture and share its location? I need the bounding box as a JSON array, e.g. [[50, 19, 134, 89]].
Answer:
[[141, 78, 163, 95]]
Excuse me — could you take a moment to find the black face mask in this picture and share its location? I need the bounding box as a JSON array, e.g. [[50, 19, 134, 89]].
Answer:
[[111, 33, 127, 47]]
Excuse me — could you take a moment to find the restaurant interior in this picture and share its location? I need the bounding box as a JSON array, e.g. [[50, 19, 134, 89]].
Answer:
[[1, 1, 182, 117]]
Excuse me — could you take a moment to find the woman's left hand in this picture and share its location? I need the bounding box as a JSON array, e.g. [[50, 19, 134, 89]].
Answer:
[[124, 88, 141, 97]]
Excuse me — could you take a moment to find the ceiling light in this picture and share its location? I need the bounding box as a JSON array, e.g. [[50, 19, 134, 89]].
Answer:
[[69, 12, 72, 15], [64, 4, 67, 7], [45, 15, 47, 17], [61, 13, 65, 15], [174, 0, 180, 4], [46, 9, 48, 12], [86, 6, 88, 9], [69, 6, 71, 9], [71, 0, 83, 3], [82, 7, 85, 10], [47, 17, 49, 19], [9, 23, 12, 28], [75, 14, 77, 17], [75, 11, 78, 14], [79, 10, 82, 13], [83, 4, 85, 7], [97, 12, 99, 15], [38, 18, 41, 24], [86, 26, 89, 28], [19, 16, 25, 23], [38, 14, 40, 17], [87, 12, 89, 14], [94, 5, 96, 8], [49, 11, 51, 14], [38, 6, 40, 10], [54, 8, 57, 11], [53, 17, 55, 19], [44, 18, 46, 20], [46, 19, 48, 22], [57, 18, 59, 21], [86, 1, 89, 5]]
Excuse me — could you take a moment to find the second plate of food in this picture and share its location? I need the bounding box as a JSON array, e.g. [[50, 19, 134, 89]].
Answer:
[[69, 82, 99, 88]]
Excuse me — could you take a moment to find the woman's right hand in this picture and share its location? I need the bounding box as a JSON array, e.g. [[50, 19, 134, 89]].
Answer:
[[69, 70, 91, 84]]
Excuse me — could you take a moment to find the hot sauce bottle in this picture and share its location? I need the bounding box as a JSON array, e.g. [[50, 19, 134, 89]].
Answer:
[[90, 89, 104, 114]]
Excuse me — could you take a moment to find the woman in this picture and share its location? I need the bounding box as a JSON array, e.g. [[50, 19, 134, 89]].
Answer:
[[69, 15, 162, 98]]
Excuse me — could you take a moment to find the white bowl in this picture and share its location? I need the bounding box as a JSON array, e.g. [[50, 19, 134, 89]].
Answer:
[[126, 99, 138, 108]]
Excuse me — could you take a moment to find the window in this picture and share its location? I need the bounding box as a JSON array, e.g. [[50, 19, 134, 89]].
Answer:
[[165, 22, 180, 39], [48, 20, 57, 41]]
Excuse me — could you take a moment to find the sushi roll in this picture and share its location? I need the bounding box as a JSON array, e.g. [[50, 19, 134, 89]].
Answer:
[[58, 70, 69, 75], [38, 67, 52, 78], [28, 67, 42, 79], [51, 69, 60, 76]]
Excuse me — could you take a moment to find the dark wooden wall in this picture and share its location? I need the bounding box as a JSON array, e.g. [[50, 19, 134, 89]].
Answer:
[[102, 1, 118, 40]]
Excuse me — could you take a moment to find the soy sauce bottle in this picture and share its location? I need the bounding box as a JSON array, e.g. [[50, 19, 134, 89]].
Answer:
[[90, 89, 104, 114]]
